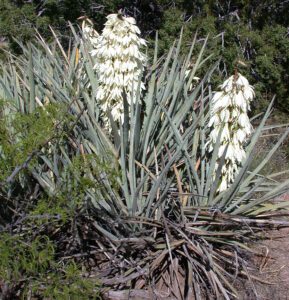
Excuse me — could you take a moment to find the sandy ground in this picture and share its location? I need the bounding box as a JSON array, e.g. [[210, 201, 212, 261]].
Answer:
[[238, 227, 289, 300], [239, 193, 289, 299]]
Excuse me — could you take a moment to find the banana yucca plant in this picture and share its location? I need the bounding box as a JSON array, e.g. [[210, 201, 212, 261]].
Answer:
[[0, 22, 289, 299]]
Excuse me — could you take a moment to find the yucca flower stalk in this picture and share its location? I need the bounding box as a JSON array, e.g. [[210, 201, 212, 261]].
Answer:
[[207, 72, 254, 191], [91, 13, 146, 123]]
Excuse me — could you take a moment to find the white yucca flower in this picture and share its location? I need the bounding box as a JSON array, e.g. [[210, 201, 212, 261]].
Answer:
[[207, 72, 254, 192], [79, 18, 99, 90], [81, 18, 99, 48], [91, 13, 146, 122], [185, 63, 200, 92]]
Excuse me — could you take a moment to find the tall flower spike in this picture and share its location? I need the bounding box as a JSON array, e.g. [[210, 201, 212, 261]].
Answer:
[[207, 72, 254, 192], [91, 13, 146, 123]]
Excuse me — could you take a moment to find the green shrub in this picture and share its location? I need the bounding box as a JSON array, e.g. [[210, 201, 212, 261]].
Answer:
[[0, 232, 101, 299]]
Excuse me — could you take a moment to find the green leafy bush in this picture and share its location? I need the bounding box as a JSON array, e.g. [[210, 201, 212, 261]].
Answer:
[[0, 102, 69, 180], [0, 233, 101, 299]]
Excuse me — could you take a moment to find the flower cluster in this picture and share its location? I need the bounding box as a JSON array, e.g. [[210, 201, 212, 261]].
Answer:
[[207, 73, 254, 192], [91, 13, 146, 122], [79, 18, 99, 89], [81, 18, 99, 48], [184, 64, 200, 92]]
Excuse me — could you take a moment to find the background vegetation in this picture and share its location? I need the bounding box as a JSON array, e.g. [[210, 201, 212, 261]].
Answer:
[[0, 0, 288, 113]]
